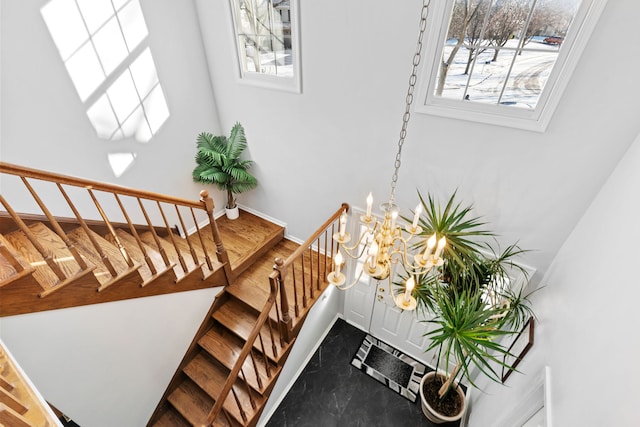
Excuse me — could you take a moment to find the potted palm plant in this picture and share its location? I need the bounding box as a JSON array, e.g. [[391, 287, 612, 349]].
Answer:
[[192, 122, 258, 219], [407, 191, 535, 423]]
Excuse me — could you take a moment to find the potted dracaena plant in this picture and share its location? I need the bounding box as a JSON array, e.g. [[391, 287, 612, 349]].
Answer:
[[402, 190, 535, 424], [192, 122, 258, 220]]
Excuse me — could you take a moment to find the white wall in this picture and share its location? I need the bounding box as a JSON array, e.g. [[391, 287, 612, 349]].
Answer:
[[195, 0, 640, 286], [1, 0, 226, 211], [257, 286, 344, 426], [3, 0, 640, 425], [1, 288, 220, 427], [0, 4, 229, 422], [467, 131, 640, 426]]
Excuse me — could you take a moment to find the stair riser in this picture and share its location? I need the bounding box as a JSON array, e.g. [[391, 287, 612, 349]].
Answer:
[[0, 268, 226, 317]]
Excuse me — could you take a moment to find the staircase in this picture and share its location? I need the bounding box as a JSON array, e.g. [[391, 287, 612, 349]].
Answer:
[[147, 206, 347, 427], [0, 210, 285, 317], [0, 162, 349, 427], [0, 340, 61, 427]]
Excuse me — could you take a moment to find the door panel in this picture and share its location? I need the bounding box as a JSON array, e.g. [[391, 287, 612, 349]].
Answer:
[[343, 275, 376, 330], [369, 281, 435, 365]]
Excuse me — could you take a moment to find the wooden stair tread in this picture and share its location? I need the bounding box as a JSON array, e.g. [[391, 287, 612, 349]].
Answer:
[[107, 229, 172, 283], [213, 298, 286, 363], [227, 238, 321, 328], [226, 239, 299, 308], [198, 328, 278, 395], [152, 408, 191, 427], [0, 385, 28, 414], [205, 210, 285, 271], [4, 223, 97, 293], [67, 227, 141, 286], [183, 352, 263, 425], [0, 234, 33, 288], [0, 343, 59, 427], [139, 231, 201, 281], [0, 403, 33, 427], [168, 378, 213, 426], [172, 236, 222, 277], [0, 374, 14, 392], [216, 211, 283, 246]]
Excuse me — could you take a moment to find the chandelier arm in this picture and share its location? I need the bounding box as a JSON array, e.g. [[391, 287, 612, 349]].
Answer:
[[388, 239, 411, 268], [339, 223, 378, 254], [388, 234, 434, 275], [334, 263, 368, 291]]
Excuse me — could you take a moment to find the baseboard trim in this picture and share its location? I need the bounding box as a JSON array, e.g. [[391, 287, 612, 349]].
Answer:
[[181, 204, 290, 240]]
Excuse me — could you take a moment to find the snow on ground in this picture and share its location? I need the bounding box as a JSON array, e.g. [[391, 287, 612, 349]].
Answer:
[[439, 38, 562, 109]]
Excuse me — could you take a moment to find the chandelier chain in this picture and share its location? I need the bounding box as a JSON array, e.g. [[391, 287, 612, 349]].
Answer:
[[389, 0, 431, 204]]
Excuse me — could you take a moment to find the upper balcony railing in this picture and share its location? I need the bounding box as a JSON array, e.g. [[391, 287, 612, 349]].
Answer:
[[0, 161, 232, 296]]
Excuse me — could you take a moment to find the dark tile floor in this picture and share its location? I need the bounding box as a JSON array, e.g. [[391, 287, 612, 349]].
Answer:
[[265, 318, 461, 427]]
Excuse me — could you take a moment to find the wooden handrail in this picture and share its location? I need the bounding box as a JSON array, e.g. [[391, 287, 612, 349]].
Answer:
[[1, 161, 232, 296], [273, 203, 348, 342], [0, 162, 202, 209], [278, 203, 349, 270]]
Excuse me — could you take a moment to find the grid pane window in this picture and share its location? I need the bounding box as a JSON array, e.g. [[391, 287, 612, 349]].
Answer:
[[229, 0, 300, 92], [419, 0, 606, 130], [436, 0, 579, 108]]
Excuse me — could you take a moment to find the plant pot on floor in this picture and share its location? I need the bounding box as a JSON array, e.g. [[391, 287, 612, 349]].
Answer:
[[420, 371, 466, 424], [225, 206, 240, 220]]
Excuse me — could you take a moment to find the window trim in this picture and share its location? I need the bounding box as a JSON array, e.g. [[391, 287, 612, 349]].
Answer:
[[227, 0, 302, 94], [416, 0, 609, 132]]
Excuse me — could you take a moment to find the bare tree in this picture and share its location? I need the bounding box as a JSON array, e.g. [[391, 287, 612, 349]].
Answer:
[[236, 0, 285, 73], [462, 0, 491, 75], [435, 0, 579, 96], [522, 0, 577, 47], [435, 0, 489, 96], [486, 0, 529, 62]]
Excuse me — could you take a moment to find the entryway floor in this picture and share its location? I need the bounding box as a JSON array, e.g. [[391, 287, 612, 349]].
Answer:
[[265, 318, 462, 427]]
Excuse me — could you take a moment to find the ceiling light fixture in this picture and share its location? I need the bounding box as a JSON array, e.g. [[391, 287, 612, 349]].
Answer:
[[327, 0, 438, 311]]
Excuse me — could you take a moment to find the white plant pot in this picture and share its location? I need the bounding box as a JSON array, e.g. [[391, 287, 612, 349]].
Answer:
[[225, 206, 240, 220], [419, 371, 466, 424]]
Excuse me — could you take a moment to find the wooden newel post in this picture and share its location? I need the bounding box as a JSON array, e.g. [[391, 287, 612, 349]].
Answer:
[[200, 190, 233, 283], [274, 257, 293, 343]]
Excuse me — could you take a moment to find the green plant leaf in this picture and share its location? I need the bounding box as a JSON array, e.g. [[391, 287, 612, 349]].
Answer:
[[406, 189, 535, 396], [192, 123, 258, 199]]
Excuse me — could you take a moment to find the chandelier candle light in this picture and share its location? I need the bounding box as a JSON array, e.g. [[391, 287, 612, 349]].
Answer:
[[326, 0, 437, 311], [327, 192, 445, 311]]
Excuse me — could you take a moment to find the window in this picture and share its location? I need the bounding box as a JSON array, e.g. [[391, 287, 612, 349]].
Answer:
[[41, 0, 170, 176], [228, 0, 301, 93], [417, 0, 609, 131]]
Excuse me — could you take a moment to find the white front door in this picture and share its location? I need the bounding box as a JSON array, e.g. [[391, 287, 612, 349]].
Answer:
[[342, 262, 437, 366], [341, 212, 437, 366], [368, 277, 437, 366]]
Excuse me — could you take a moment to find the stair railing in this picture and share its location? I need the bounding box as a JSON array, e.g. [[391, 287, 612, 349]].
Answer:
[[0, 162, 232, 290], [202, 204, 349, 426], [272, 203, 349, 342], [0, 339, 62, 426]]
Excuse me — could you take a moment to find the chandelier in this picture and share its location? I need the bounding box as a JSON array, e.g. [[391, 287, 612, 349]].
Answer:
[[327, 0, 438, 311]]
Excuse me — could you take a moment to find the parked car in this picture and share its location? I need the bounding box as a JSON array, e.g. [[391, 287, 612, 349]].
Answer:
[[543, 36, 563, 45]]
